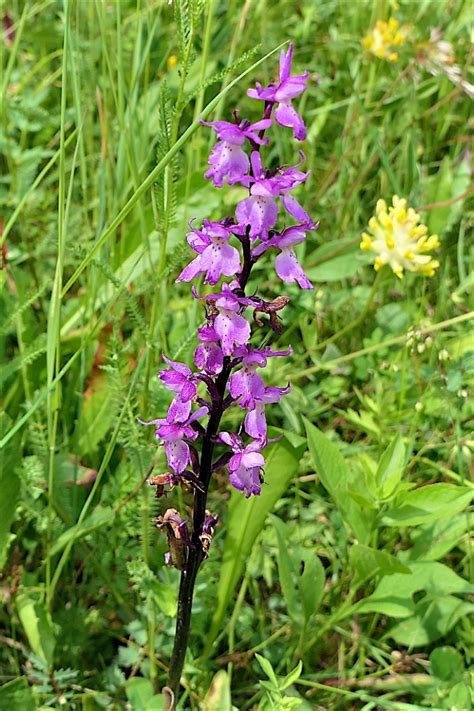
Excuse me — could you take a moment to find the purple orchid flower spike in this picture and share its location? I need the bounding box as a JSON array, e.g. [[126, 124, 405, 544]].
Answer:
[[177, 220, 241, 286], [229, 345, 292, 407], [141, 43, 318, 697], [253, 222, 318, 289], [201, 118, 272, 187], [194, 325, 224, 375], [218, 432, 266, 497], [244, 384, 291, 438], [140, 406, 208, 474], [247, 43, 309, 140]]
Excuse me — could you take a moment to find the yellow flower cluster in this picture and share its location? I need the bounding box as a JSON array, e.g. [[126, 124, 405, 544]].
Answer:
[[362, 18, 407, 62], [360, 196, 440, 278]]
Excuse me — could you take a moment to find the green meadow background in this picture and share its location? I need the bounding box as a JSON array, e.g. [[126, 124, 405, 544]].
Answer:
[[0, 0, 472, 709]]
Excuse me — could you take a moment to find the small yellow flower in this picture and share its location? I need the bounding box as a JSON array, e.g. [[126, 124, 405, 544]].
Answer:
[[360, 196, 440, 278], [167, 54, 178, 70], [363, 18, 408, 62]]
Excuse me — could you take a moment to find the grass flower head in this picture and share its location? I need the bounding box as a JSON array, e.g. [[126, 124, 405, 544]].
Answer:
[[360, 196, 440, 278], [363, 18, 408, 61]]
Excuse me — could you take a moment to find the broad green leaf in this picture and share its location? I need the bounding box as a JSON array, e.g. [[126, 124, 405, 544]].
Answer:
[[0, 678, 35, 711], [382, 484, 472, 526], [304, 419, 374, 542], [299, 550, 325, 622], [425, 156, 452, 236], [125, 678, 154, 711], [77, 373, 116, 455], [270, 516, 325, 625], [375, 434, 405, 499], [0, 414, 21, 570], [207, 434, 305, 652], [430, 646, 464, 683], [349, 544, 411, 586], [447, 682, 472, 711], [303, 419, 348, 503], [202, 670, 232, 711], [48, 506, 115, 557], [388, 595, 474, 647], [408, 515, 470, 561], [0, 467, 20, 571], [357, 561, 473, 619], [151, 580, 177, 618], [270, 516, 301, 623], [146, 696, 167, 711], [16, 593, 56, 665]]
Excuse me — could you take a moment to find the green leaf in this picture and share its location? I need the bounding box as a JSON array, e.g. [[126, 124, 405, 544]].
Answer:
[[256, 654, 279, 687], [382, 484, 472, 526], [206, 434, 305, 652], [375, 434, 405, 499], [270, 516, 301, 623], [357, 561, 473, 619], [425, 156, 452, 236], [77, 373, 116, 455], [16, 593, 56, 665], [388, 595, 474, 647], [125, 678, 154, 711], [299, 550, 325, 623], [0, 414, 21, 570], [280, 661, 303, 691], [430, 646, 464, 684], [202, 671, 232, 711], [447, 682, 472, 711], [303, 419, 348, 503], [146, 696, 167, 711], [270, 516, 325, 625], [408, 515, 470, 561], [349, 544, 411, 586], [0, 678, 35, 711], [304, 419, 374, 542]]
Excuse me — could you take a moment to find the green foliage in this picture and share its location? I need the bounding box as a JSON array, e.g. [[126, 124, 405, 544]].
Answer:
[[207, 434, 305, 650], [0, 0, 472, 709]]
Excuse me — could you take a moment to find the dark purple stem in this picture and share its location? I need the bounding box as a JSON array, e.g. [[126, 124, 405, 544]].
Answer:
[[167, 233, 255, 698]]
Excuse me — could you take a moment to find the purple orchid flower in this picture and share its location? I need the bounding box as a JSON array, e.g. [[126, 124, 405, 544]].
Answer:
[[274, 155, 312, 224], [218, 432, 266, 498], [194, 325, 224, 375], [159, 356, 198, 423], [247, 43, 309, 140], [177, 220, 241, 286], [236, 152, 310, 239], [194, 283, 254, 356], [229, 345, 292, 407], [201, 118, 272, 187], [160, 356, 197, 401], [253, 222, 317, 289], [244, 385, 291, 438], [140, 406, 208, 474], [235, 152, 280, 240]]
